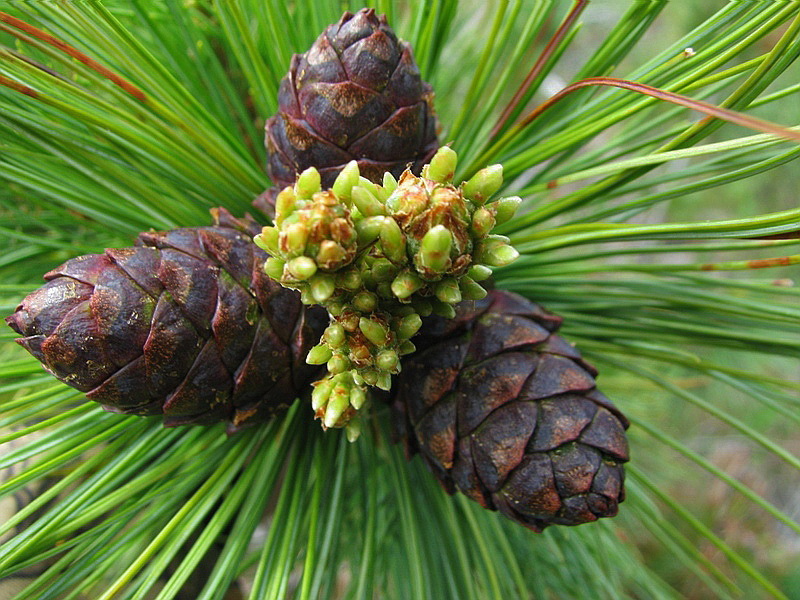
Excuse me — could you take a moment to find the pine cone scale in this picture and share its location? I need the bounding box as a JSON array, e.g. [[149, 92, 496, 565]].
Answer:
[[44, 301, 117, 391], [143, 292, 204, 400], [91, 268, 155, 367], [211, 273, 257, 371], [270, 115, 352, 168], [455, 353, 538, 436], [231, 319, 292, 404], [157, 249, 219, 332], [411, 393, 457, 468], [395, 339, 467, 423], [106, 247, 163, 298], [470, 400, 538, 492], [529, 396, 598, 451], [162, 339, 232, 417], [347, 103, 431, 159], [86, 355, 149, 411], [465, 313, 550, 362], [579, 407, 630, 461]]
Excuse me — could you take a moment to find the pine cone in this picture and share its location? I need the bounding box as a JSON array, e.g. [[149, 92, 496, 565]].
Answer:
[[255, 8, 439, 215], [392, 290, 629, 531], [5, 208, 327, 431]]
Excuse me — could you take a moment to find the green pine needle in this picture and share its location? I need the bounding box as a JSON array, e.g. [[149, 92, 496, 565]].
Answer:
[[1, 1, 799, 598]]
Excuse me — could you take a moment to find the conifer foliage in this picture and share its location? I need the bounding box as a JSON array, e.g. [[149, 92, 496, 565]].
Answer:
[[1, 3, 799, 599]]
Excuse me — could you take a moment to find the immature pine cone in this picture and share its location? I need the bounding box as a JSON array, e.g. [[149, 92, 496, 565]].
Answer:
[[6, 208, 326, 431], [256, 8, 439, 214], [392, 290, 629, 531]]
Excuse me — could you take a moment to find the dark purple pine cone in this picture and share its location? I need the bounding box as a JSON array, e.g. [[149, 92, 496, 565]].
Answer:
[[255, 8, 439, 215], [392, 289, 630, 531], [6, 208, 327, 431]]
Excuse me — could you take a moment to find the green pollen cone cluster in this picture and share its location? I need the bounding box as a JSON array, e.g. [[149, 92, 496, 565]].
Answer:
[[255, 147, 521, 438]]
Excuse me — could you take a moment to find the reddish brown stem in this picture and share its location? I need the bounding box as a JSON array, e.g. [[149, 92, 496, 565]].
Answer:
[[701, 256, 798, 270], [744, 231, 800, 240], [515, 76, 800, 143], [0, 11, 146, 102], [490, 0, 588, 138], [0, 74, 37, 97]]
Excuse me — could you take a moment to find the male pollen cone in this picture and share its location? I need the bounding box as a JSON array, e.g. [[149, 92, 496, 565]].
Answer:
[[392, 289, 630, 531], [6, 208, 327, 432], [255, 8, 439, 215]]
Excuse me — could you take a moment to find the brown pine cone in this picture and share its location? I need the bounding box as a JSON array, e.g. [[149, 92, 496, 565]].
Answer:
[[392, 289, 630, 531], [5, 208, 327, 431], [255, 8, 439, 215]]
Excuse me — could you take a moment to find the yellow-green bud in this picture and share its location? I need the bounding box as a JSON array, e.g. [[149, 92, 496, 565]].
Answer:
[[274, 187, 297, 226], [359, 317, 389, 347], [392, 305, 417, 317], [356, 216, 385, 246], [376, 349, 400, 372], [295, 167, 321, 199], [346, 417, 362, 442], [283, 222, 309, 256], [396, 313, 423, 339], [418, 225, 452, 273], [310, 273, 336, 302], [336, 268, 362, 291], [323, 381, 351, 428], [254, 226, 279, 255], [306, 343, 333, 364], [375, 372, 392, 391], [300, 288, 314, 305], [434, 278, 462, 305], [353, 290, 378, 313], [463, 164, 503, 205], [477, 235, 519, 267], [324, 323, 346, 348], [490, 245, 519, 266], [371, 258, 397, 282], [468, 264, 493, 281], [327, 301, 345, 317], [311, 377, 336, 411], [379, 217, 406, 263], [460, 276, 488, 300], [470, 207, 496, 237], [398, 340, 416, 355], [332, 160, 360, 203], [358, 176, 383, 201], [361, 368, 379, 386], [264, 257, 285, 280], [340, 312, 360, 332], [491, 196, 522, 226], [352, 185, 386, 217], [475, 235, 519, 267], [316, 240, 348, 269], [327, 354, 350, 375], [424, 146, 457, 183], [431, 300, 456, 319], [287, 256, 317, 280], [391, 271, 424, 299], [382, 171, 398, 195], [350, 386, 367, 411]]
